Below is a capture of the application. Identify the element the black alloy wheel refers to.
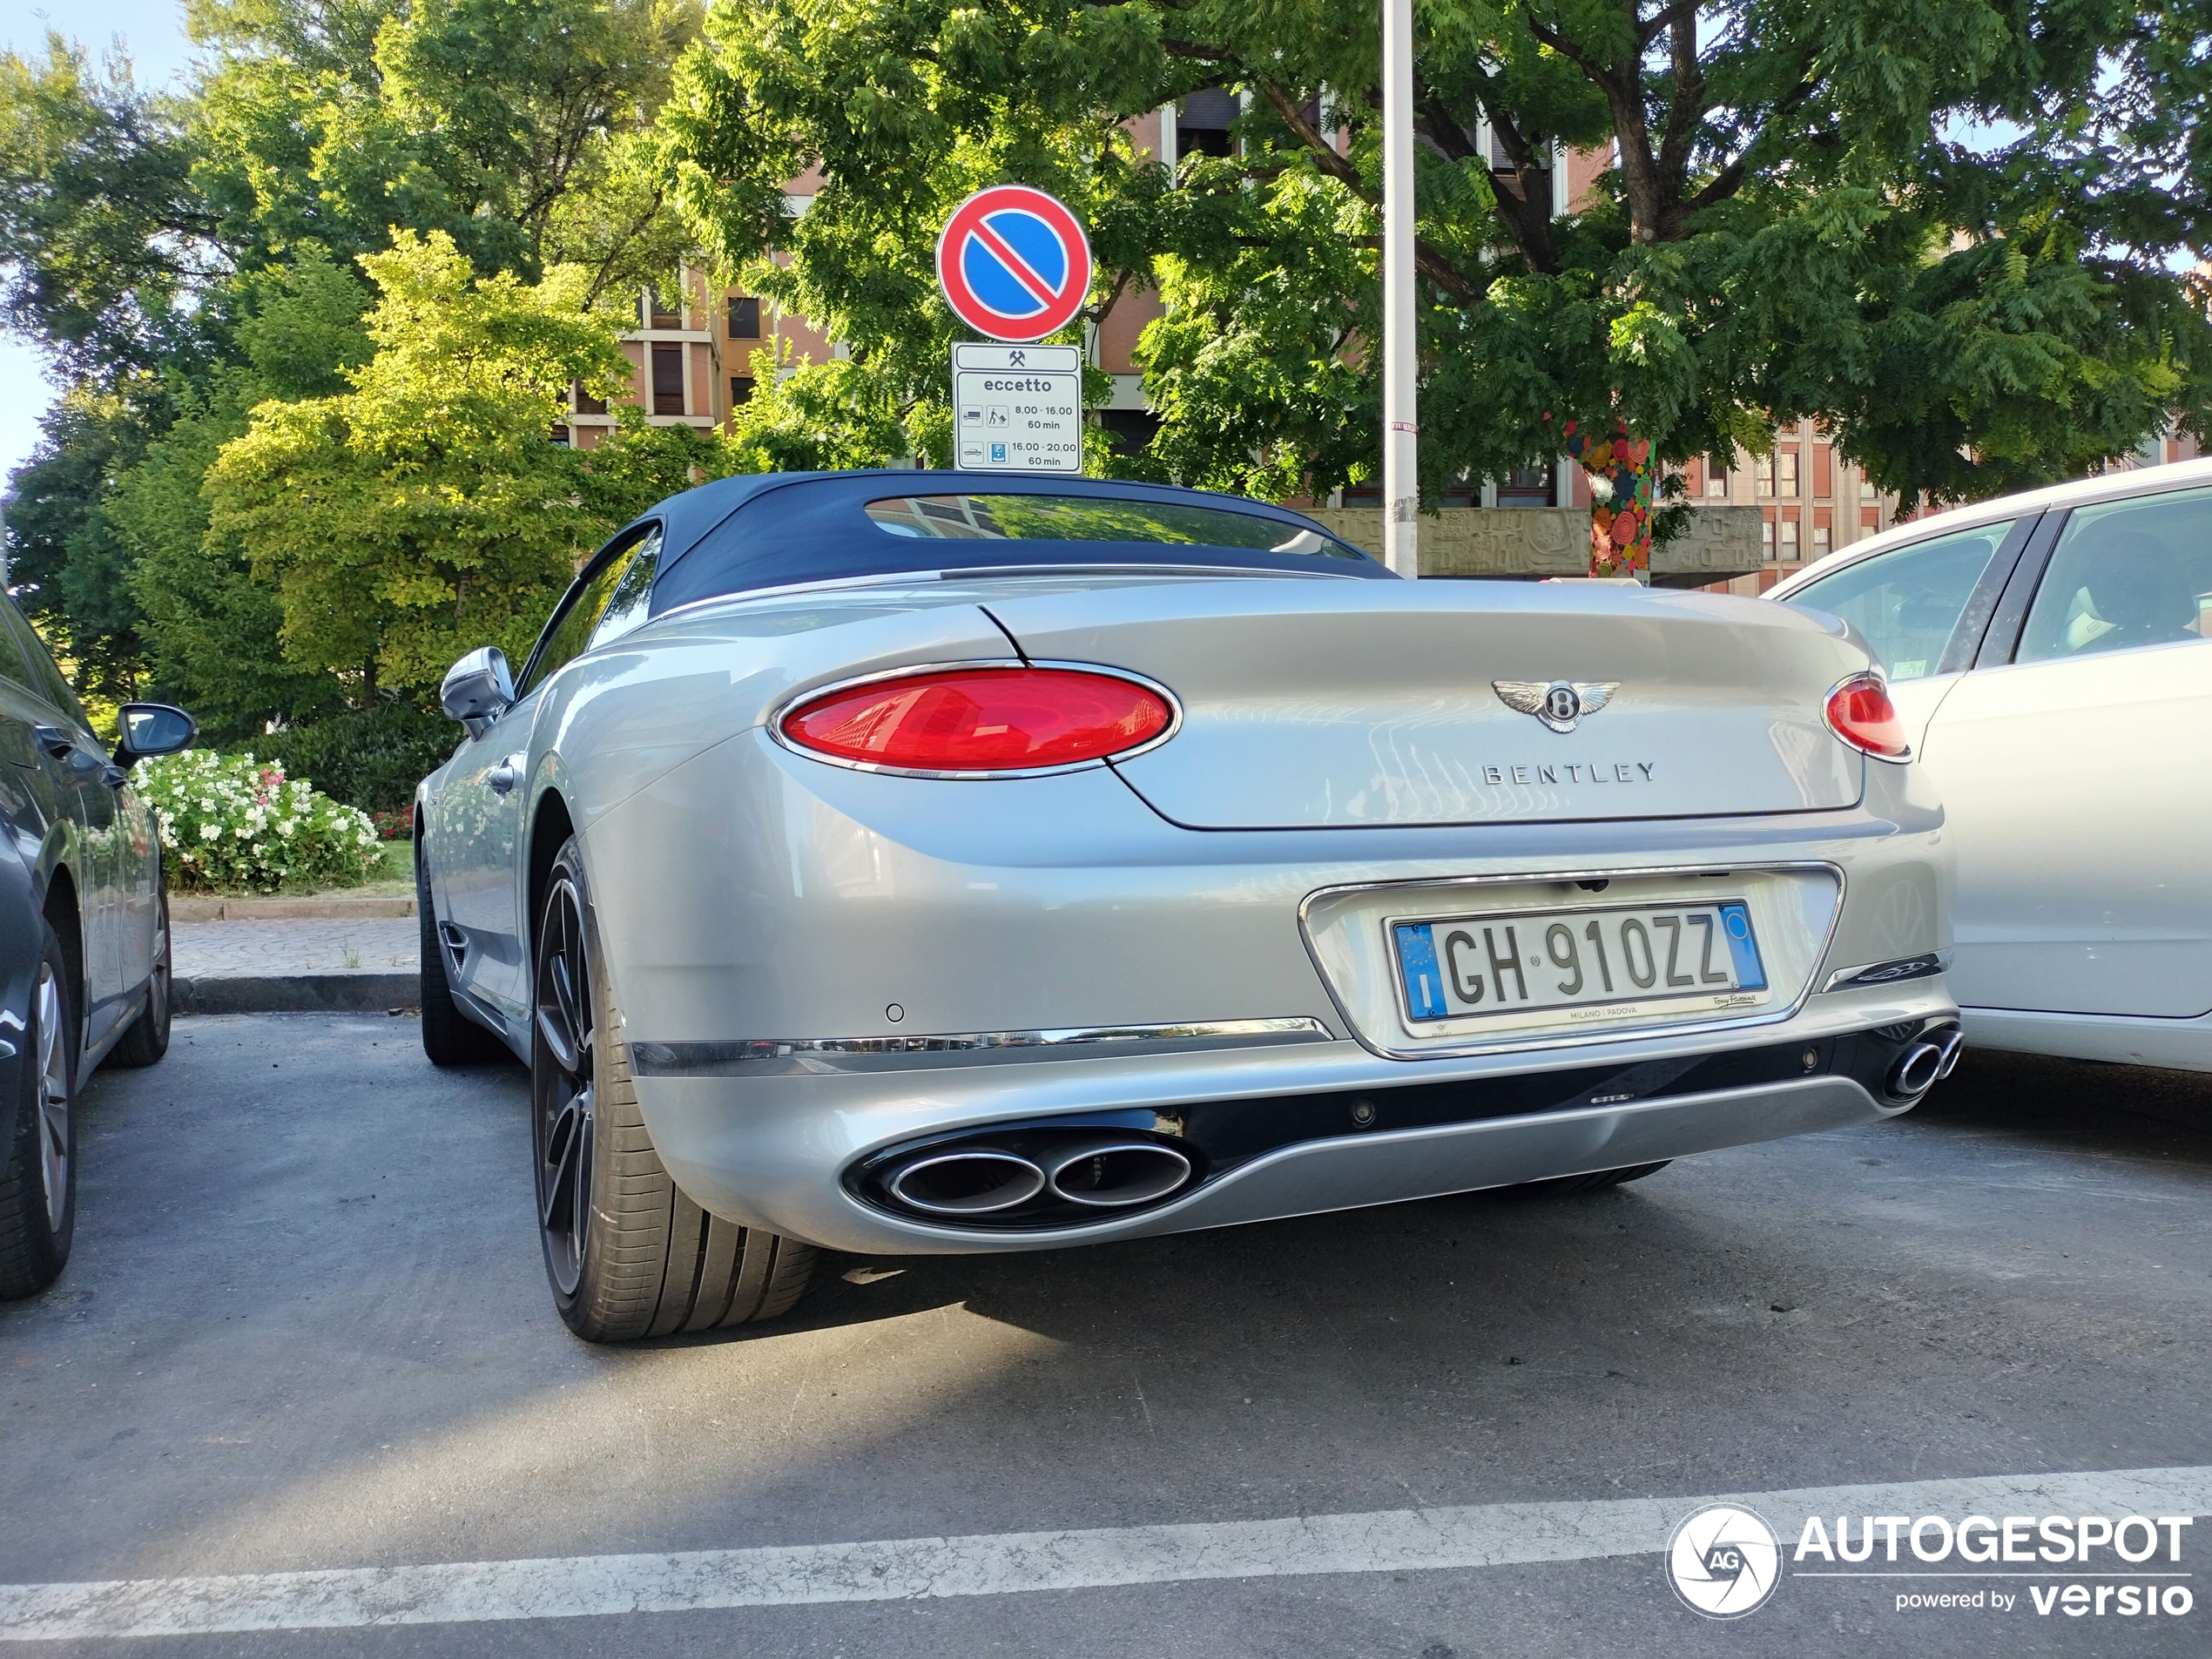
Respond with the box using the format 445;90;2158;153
532;866;595;1300
524;835;818;1341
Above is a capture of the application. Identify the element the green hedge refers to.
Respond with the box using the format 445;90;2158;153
225;702;460;820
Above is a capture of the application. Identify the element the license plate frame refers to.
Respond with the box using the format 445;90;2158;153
1389;897;1770;1033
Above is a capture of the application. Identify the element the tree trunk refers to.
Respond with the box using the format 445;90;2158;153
1559;417;1654;581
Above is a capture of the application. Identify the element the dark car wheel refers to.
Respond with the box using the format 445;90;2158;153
110;876;172;1068
0;921;77;1298
532;836;816;1342
417;838;509;1068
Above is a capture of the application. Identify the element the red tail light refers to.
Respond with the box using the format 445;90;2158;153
779;666;1174;773
1824;673;1910;760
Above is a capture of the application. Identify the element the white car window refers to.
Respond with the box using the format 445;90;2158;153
2016;486;2212;664
1783;519;2017;681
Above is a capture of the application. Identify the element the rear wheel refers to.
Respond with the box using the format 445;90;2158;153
110;876;171;1069
532;837;815;1342
1507;1161;1671;1197
0;922;77;1298
417;838;509;1067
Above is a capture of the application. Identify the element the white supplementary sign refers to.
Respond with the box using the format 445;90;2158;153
953;342;1082;475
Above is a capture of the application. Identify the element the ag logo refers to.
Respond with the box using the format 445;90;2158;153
1665;1503;1781;1619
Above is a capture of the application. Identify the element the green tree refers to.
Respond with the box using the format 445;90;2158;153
109;251;374;736
0;0;704;706
203;230;632;696
657;0;2212;573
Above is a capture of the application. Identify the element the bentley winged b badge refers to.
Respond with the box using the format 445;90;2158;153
1493;679;1620;733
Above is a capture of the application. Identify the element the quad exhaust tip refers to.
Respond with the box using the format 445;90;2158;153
1887;1025;1964;1099
883;1150;1045;1217
1042;1139;1194;1209
872;1133;1197;1222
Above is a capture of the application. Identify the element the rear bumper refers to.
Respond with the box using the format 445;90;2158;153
634;978;1958;1254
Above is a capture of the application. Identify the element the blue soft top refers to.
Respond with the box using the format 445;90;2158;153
630;469;1391;616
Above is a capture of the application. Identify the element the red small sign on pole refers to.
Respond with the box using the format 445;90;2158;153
935;185;1092;343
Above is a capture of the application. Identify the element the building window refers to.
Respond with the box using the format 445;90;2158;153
1778;516;1799;560
644;290;681;330
1756;456;1775;498
1495;462;1555;507
571;381;608;415
1812;443;1832;499
651;343;685;415
729;375;755;408
549;423;570;446
1761;516;1776;558
1812;523;1831;556
1777;448;1798;497
1098;408;1160;459
1705;456;1730;498
1176;89;1237;159
1860;475;1877;500
728;297;761;339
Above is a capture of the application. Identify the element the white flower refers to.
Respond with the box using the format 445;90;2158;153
199;823;221;841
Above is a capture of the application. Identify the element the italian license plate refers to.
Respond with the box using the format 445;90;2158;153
1393;900;1767;1025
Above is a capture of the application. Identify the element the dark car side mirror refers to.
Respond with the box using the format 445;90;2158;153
441;647;516;738
112;703;199;766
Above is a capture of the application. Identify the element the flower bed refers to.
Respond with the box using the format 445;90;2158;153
135;750;385;893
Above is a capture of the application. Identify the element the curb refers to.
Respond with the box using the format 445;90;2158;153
174;974;419;1015
172;896;416;922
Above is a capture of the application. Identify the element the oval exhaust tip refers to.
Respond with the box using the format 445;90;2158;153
1045;1140;1194;1209
886;1150;1046;1217
1886;1042;1944;1099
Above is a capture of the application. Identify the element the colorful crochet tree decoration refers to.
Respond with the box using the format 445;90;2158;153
1554;416;1655;580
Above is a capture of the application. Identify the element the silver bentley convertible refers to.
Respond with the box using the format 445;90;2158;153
415;471;1959;1342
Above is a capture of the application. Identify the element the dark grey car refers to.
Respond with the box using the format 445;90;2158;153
0;595;194;1297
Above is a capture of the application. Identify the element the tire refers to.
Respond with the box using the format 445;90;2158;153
417;838;509;1068
531;836;816;1342
0;921;78;1298
109;875;171;1069
1508;1161;1672;1197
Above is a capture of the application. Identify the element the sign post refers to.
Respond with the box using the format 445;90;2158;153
936;184;1094;475
1380;0;1420;577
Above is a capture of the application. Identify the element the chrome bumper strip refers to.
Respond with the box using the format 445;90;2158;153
631;1016;1338;1078
1823;951;1949;992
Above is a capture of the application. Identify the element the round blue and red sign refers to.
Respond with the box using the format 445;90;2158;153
935;185;1092;343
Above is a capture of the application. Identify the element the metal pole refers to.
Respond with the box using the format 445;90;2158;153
1379;0;1419;577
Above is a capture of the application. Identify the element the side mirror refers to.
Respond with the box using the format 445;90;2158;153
112;703;199;766
441;647;516;738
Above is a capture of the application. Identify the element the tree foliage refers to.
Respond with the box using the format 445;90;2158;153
204;231;636;694
0;0;703;719
658;0;2212;525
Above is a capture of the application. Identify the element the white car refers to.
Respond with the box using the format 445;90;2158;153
1771;457;2212;1072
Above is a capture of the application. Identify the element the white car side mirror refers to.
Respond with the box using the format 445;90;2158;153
441;647;516;738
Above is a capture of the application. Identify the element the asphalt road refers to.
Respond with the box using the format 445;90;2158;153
3;1015;2209;1656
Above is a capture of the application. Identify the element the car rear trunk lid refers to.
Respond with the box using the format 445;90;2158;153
982;578;1868;827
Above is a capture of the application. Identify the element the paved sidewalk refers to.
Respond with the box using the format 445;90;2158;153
173;918;419;1014
174;917;416;976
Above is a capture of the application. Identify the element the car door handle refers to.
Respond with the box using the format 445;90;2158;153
32;725;75;760
487;752;526;795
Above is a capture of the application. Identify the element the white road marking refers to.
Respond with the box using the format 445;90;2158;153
3;1466;2208;1640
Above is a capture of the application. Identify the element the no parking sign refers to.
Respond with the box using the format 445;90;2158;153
938;185;1090;472
935;185;1092;343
